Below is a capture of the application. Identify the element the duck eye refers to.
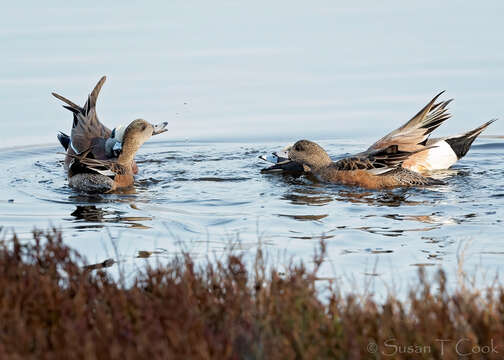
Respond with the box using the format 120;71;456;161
141;124;147;131
294;144;302;151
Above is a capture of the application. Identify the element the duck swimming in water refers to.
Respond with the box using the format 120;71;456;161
54;76;132;170
66;119;167;193
273;139;443;189
53;76;168;193
261;92;495;175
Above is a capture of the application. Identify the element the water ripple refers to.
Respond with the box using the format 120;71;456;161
0;138;503;293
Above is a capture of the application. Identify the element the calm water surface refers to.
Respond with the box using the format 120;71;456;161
1;138;503;294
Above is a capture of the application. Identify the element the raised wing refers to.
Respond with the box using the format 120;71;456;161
366;92;452;153
53;76;111;153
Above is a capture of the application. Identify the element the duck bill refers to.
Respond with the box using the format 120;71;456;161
260;159;305;173
258;150;289;164
260;159;291;173
259;146;301;173
259;151;304;173
152;121;168;135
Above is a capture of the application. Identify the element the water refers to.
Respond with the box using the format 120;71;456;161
1;138;503;294
2;1;504;148
2;1;504;294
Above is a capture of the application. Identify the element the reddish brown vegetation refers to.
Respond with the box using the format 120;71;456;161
0;230;503;359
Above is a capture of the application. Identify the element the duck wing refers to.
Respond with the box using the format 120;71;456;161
67;149;127;178
53;76;111;153
333;145;434;174
365;92;452;153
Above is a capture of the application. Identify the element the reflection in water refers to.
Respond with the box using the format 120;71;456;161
366;212;479;227
281;193;333;206
280;186;430;209
342;225;439;237
335;190;425;207
71;206;109;222
70;205;152;229
278;214;328;221
275;177;475;240
289;234;335;240
175;177;249;182
381;213;443;224
410;263;436;267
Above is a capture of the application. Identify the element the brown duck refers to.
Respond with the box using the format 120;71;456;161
53;76;168;193
274;140;444;189
261;92;495;175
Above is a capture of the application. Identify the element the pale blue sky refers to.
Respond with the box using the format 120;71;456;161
1;1;503;146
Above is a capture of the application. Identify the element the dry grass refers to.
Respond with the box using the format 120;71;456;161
0;229;503;359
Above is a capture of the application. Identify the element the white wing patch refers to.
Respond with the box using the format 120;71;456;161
88;167;116;177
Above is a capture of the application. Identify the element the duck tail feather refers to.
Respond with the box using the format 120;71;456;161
62;105;80;114
83;76;106;115
52;92;82;112
445;119;497;159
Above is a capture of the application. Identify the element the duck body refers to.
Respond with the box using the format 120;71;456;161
314;165;442;189
68;173;116;193
64;119;167;193
54;77;168;193
67;168;135;193
261;92;495;177
282;140;443;190
65;149;134;193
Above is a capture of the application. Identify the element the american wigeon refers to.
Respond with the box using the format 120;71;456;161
53;76;168;193
272;139;443;189
261;92;495;175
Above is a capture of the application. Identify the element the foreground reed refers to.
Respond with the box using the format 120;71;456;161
0;230;503;359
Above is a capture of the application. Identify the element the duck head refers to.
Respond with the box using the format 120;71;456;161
287;140;332;172
117;119;168;165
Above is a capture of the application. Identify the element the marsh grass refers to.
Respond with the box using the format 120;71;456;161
0;229;503;359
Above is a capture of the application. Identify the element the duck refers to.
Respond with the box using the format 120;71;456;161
53;76;168;193
271;139;443;189
54;76;140;172
260;92;496;175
